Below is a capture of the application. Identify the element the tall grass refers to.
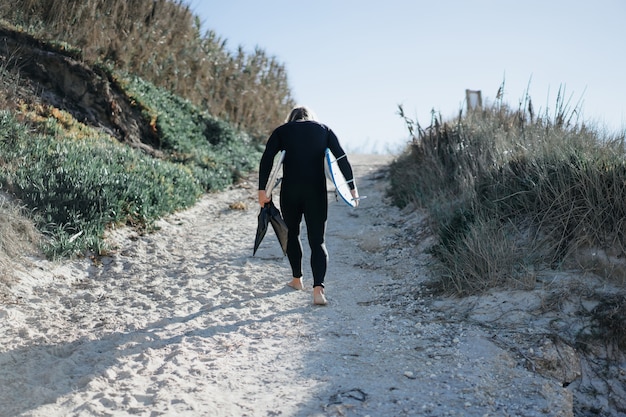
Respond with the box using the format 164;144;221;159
0;198;40;287
391;93;626;296
0;0;294;140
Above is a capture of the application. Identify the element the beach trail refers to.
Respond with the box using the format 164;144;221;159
0;155;573;417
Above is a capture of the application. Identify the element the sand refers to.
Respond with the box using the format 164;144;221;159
0;154;613;416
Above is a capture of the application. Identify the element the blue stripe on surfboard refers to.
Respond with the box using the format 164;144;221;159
325;149;356;207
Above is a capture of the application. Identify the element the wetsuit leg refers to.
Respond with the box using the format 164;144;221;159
303;188;328;287
280;193;304;279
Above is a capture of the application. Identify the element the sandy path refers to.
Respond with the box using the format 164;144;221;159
0;155;573;416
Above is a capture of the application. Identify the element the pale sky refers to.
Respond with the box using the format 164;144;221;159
186;0;625;154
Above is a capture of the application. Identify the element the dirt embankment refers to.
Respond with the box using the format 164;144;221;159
0;26;160;156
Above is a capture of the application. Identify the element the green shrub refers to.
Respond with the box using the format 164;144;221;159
0;110;202;258
119;74;262;191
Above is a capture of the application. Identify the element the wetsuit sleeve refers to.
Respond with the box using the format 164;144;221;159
327;129;356;190
258;129;281;191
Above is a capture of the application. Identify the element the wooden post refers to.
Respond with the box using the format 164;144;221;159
465;89;482;111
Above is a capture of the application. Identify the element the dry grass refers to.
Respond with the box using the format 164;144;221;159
391;88;626;297
431;217;539;295
0;196;40;288
0;37;41;289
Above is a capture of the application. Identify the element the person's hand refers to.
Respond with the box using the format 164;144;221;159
258;190;271;207
350;188;359;208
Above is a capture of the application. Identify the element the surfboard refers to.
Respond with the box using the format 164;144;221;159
265;150;285;195
324;149;357;208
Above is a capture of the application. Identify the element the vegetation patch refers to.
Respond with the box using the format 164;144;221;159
0;1;290;260
119;74;262;191
391;92;626;296
0;197;40;289
0;110;202;258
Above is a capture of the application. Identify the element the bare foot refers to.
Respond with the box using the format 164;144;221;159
313;287;327;305
286;277;304;290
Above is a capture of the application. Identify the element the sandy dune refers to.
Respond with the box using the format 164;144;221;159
0;155;582;416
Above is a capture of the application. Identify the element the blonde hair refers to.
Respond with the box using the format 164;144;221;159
286;106;317;123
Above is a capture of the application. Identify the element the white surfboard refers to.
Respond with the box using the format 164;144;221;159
324;149;357;208
265;150;285;196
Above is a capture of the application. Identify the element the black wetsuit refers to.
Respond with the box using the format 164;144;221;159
258;120;355;288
